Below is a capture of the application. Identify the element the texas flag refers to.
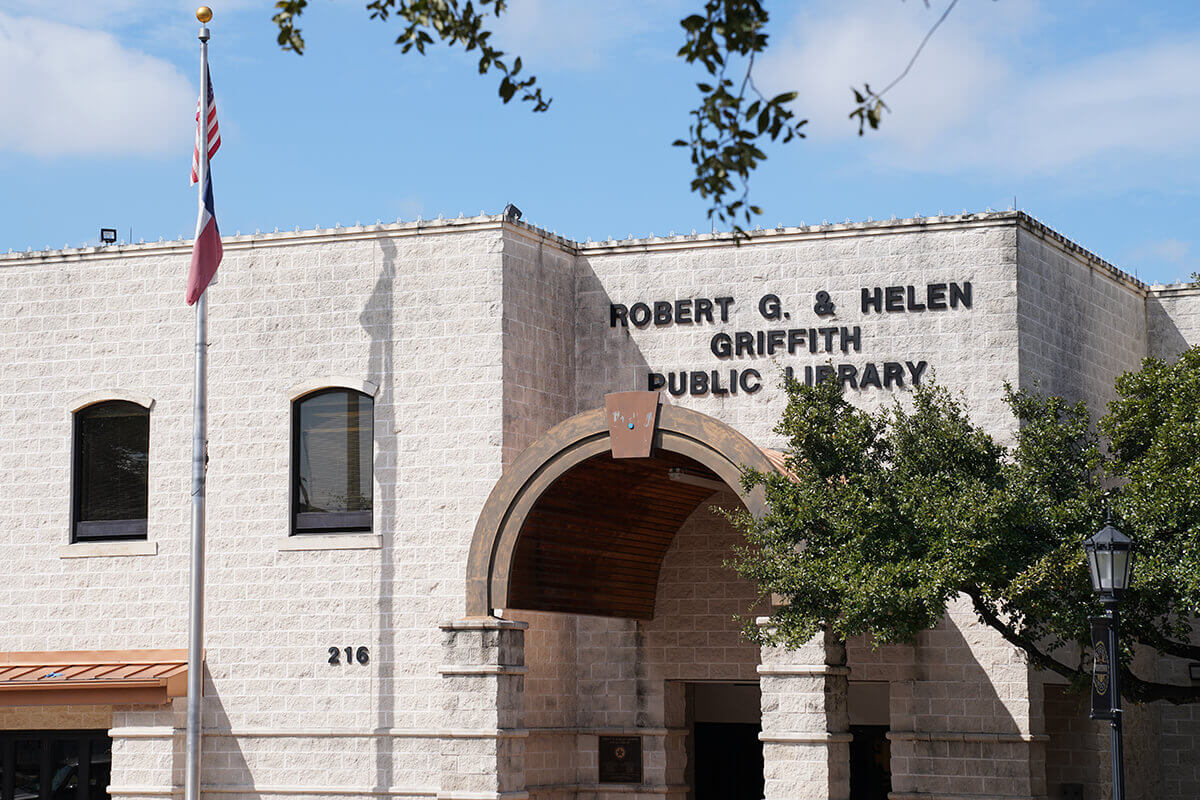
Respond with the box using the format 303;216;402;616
186;72;222;306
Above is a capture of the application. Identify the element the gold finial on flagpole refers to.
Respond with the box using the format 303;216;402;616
197;6;213;23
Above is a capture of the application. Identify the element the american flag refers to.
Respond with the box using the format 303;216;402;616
189;72;220;185
186;66;222;305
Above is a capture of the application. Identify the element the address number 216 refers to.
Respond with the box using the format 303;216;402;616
329;646;370;665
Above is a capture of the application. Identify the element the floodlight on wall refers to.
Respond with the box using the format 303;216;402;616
667;467;726;493
99;228;117;245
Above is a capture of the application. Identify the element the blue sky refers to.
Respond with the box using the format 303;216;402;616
1;0;1198;284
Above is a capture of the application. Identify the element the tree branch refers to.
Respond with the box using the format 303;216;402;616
1135;629;1200;662
675;1;806;233
272;0;550;112
850;0;964;135
878;0;959;99
966;589;1200;705
1121;669;1200;704
964;588;1085;684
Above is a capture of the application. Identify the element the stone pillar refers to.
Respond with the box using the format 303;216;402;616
758;626;851;800
439;618;529;800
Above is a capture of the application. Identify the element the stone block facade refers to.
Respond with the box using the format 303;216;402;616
2;211;1198;799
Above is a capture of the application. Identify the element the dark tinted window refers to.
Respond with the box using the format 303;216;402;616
0;731;110;800
292;389;372;534
73;401;149;541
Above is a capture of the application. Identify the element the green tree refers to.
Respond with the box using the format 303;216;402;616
271;0;962;233
730;350;1200;704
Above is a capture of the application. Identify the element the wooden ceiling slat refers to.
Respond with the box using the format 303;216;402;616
524;506;701;538
517;528;677;560
516;535;673;565
525;505;704;537
534;473;718;506
516;547;665;572
517;546;666;570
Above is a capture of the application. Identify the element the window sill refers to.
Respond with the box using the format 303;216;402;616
277;533;382;551
58;541;157;559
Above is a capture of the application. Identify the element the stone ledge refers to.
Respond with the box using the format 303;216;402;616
436;792;529;800
58;540;157;559
525;784;687;796
110;786;438;797
440;618;529;632
110;726;526;739
525;726;684;737
759;732;854;744
757;664;852;676
0;214;507;266
438;664;529;676
277;533;382;551
889;794;1046;800
888;730;1050;743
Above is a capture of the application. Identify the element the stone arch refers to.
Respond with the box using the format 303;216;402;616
285;376;379;401
67;388;155;415
465;396;780;618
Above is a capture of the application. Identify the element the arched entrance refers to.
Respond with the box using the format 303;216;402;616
440;393;848;800
465;393;778;619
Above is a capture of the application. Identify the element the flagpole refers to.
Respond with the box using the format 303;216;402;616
186;8;213;800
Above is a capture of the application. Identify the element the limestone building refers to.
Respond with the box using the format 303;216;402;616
1;210;1197;800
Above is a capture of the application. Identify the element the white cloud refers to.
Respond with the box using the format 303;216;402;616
759;0;1011;143
982;39;1200;172
0;12;194;157
491;0;683;70
758;0;1200;176
1132;238;1192;265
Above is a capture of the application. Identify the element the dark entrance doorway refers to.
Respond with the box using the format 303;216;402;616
688;683;764;800
848;725;891;800
0;730;111;800
848;682;892;800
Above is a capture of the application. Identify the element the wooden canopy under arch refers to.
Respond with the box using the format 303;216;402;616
465;394;784;620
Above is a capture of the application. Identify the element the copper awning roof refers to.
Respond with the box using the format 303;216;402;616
0;649;189;706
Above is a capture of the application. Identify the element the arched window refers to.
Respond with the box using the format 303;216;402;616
292;388;373;534
73;400;150;541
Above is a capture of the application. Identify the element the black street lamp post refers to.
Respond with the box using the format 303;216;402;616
1083;517;1135;800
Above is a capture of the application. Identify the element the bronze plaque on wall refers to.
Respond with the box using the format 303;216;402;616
598;735;642;783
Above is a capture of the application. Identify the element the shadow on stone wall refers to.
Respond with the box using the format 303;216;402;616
364;238;397;795
573;257;652;411
1145;296;1188;359
195;682;252;791
885;606;1033;798
1044;683;1105;800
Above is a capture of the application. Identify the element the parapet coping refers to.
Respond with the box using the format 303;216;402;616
4;208;1187;299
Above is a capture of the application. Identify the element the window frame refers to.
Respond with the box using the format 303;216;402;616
70;399;150;544
290;387;374;536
